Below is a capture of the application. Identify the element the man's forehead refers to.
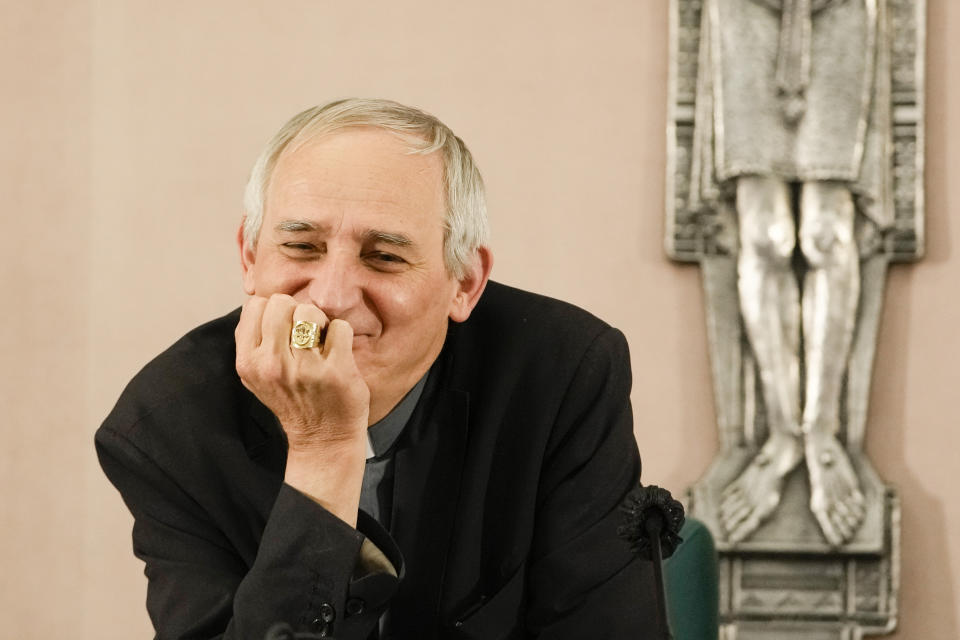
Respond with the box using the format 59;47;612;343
277;127;441;178
271;132;443;195
264;129;447;236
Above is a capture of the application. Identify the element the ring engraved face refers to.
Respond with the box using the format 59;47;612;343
291;320;320;349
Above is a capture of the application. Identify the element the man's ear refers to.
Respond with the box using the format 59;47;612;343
448;247;493;323
237;222;257;295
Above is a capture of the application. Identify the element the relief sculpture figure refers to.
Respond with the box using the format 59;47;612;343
689;0;894;546
668;0;921;634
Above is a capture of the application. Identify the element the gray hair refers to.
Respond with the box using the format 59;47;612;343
242;98;489;280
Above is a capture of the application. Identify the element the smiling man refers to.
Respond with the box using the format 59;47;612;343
97;99;661;639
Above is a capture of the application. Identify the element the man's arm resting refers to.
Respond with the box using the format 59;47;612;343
96;426;399;639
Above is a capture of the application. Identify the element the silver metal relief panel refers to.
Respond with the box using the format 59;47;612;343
666;0;923;637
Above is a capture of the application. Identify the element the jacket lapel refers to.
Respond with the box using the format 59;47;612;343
385;378;470;639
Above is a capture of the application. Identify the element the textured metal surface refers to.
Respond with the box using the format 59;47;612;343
666;0;924;263
714;491;899;639
666;0;921;636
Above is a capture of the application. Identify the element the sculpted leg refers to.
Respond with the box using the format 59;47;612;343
798;181;865;546
720;175;804;543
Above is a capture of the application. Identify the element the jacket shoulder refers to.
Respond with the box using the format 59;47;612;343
445;281;630;402
99;309;244;438
467;280;618;353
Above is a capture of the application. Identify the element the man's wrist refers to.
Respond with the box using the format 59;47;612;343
284;435;367;527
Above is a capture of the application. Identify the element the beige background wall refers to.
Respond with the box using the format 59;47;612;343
1;1;956;637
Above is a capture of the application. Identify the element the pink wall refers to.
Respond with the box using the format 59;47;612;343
1;1;956;637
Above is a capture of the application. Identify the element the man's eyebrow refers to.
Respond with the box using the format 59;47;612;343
273;221;413;247
362;230;413;247
274;220;320;233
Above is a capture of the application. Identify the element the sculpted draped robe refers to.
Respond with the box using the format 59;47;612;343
690;0;893;229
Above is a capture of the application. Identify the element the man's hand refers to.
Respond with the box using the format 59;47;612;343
235;294;370;526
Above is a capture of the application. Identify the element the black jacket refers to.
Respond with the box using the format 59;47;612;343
96;281;662;639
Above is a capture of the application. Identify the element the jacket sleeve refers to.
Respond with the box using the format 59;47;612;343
96;424;400;640
526;326;666;639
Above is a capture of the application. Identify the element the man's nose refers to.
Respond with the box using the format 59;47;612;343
306;252;362;319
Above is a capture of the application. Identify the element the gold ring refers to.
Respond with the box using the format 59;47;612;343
291;320;321;349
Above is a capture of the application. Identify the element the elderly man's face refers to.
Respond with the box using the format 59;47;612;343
240;127;476;422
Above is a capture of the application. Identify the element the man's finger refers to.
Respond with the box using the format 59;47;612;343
236;296;268;353
322;318;355;359
261;294;297;353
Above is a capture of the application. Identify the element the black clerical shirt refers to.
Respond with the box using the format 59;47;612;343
359;373;428;530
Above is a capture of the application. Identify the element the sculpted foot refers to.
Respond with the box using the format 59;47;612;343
720;433;804;543
805;431;866;546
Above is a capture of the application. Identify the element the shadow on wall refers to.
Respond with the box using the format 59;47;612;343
869;267;958;639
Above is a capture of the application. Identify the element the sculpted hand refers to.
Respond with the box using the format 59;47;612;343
235;294;370;525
